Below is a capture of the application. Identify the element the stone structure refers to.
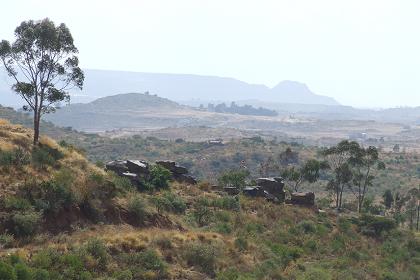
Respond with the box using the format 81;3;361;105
105;159;197;186
290;192;315;206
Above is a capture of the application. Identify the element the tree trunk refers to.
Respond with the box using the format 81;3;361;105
33;110;40;145
416;203;419;231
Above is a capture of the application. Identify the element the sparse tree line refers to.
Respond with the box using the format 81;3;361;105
231;140;420;230
202;101;278;116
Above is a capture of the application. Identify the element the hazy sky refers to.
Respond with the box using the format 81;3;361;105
1;0;419;108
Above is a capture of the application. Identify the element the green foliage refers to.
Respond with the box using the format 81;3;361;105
234;236;248;251
211;196;240;211
10;210;41;238
123;250;167;278
297;220;317;234
0;234;14;249
14;263;32;280
218;169;249;189
382;190;393;209
34;180;75;215
0;261;17;280
0;18;84;144
192;199;213;227
149;165;172;190
83;238;110;270
127;196;147;222
183;242;219;275
151;192;186;214
31;145;63;168
357;214;396;237
0;148;30;169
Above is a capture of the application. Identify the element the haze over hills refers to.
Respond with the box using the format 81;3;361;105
0;68;339;106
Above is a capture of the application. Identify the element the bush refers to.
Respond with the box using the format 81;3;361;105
10;210;41;237
297;220;316;234
31;145;63;169
183;243;219;275
234;237;248;251
0;148;30;169
0;261;17;280
0;234;15;249
127;196;147;222
192;202;212;227
125;250;167;278
151;192;186;214
149;165;172;189
357;214;396;237
14;263;32;280
83;238;110;270
35;181;75;215
218;169;249;189
212;196;240;211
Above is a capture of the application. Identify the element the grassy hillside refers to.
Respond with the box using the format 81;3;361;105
0;119;419;279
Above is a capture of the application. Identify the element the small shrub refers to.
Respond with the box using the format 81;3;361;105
0;261;17;280
14;263;32;280
215;223;232;234
151;192;186;214
127;196;147;222
192;203;212;227
149;165;172;189
0;148;29;169
83;238;110;270
0;234;15;249
218;169;249;189
297;220;316;234
183;242;219;275
234;236;248;251
31;145;63;169
357;214;396;237
33;269;49;280
10;210;41;237
212;196;240;211
4;197;32;211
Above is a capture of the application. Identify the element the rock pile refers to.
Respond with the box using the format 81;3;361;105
156;160;197;185
105;159;197;186
225;177;286;203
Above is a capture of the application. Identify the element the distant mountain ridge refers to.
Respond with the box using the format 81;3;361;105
0;68;339;106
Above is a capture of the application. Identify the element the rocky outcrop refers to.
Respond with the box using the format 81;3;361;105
126;160;149;175
105;160;128;175
291;192;315;206
156;160;188;175
256;177;285;201
105;159;197;186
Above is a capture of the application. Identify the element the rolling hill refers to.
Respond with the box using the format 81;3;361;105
0;68;339;107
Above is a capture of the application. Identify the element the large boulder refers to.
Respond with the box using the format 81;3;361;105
126;160;149;175
256;177;285;201
156;160;188;175
291;192;315;206
175;174;197;185
105;160;128;175
243;186;265;197
121;172;140;186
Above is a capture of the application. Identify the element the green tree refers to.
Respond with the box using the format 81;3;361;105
382;189;393;209
282;159;329;192
0;18;84;145
323;140;359;210
218;169;250;190
348;146;385;213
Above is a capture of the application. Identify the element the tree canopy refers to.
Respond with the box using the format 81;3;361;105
0;18;84;144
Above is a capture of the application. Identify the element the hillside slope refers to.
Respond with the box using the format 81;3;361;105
0;119;419;279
